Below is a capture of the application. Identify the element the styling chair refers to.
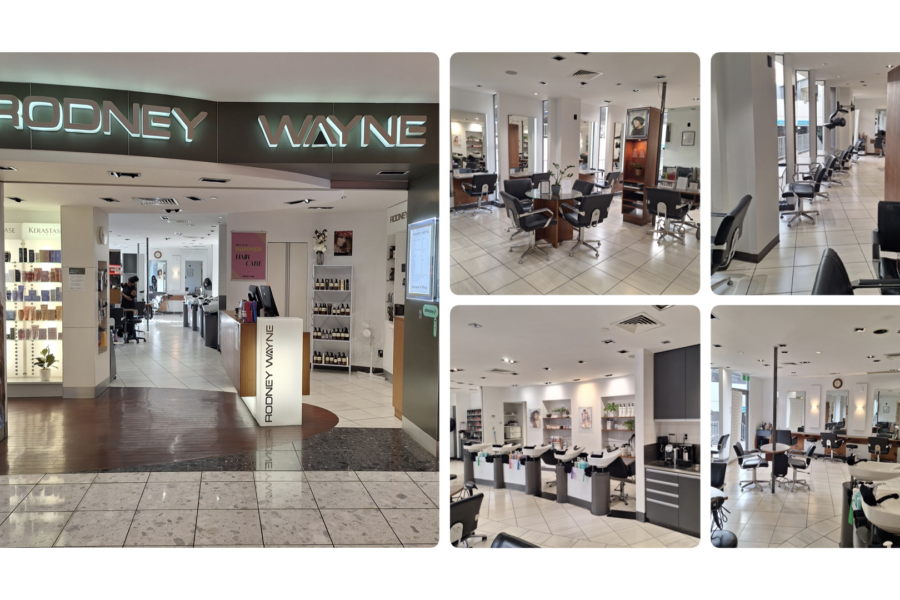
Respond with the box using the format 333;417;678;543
711;434;731;463
868;437;892;462
500;191;556;264
609;456;635;505
593;171;621;196
449;492;486;548
647;188;692;245
110;307;125;341
558;193;614;258
711;195;752;291
503;178;535;239
875;135;885;157
461;173;497;215
804;155;837;195
530;172;551;192
734;442;768;492
820;431;845;463
711;461;727;491
540;450;558;489
465;161;482;171
852;139;865;164
781;160;828;226
124;302;146;343
811;248;900;295
787;445;816;492
572;179;595;197
490;533;539;548
871;201;900;295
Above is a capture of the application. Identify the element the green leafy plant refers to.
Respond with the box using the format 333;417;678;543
551;407;570;417
624;419;635;431
549;162;576;186
630;161;644;170
33;346;58;370
604;402;619;414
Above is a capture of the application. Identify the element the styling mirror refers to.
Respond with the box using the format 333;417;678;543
876;108;887;134
659;106;700;187
149;259;167;293
508;115;535;175
450;110;486;171
786;391;806;431
825;390;848;426
873;390;900;439
580;120;595;169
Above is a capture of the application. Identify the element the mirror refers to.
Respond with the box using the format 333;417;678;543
824;390;847;426
875;109;887;134
873;390;900;438
659;106;700;186
507;115;535;175
580;121;595;170
450;110;486;171
612;122;623;170
786;391;805;431
149;260;167;294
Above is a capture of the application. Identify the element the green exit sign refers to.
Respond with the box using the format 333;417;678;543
742;374;750;382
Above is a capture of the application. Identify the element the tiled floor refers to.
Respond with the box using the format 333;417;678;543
449;460;698;548
449;195;700;296
714;457;888;548
113;314;400;428
0;469;438;547
713;154;887;295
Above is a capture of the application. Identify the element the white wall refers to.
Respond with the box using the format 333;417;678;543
481;375;635;451
450;87;496;173
662;106;701;170
225;206;392;369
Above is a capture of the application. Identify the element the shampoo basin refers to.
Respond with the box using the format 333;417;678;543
588;449;621;470
463;441;492;453
491;442;522;455
555;446;584;463
862;495;900;534
849;462;900;482
522;444;552;458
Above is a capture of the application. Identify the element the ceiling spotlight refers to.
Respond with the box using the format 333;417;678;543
654;75;666;79
286;199;314;205
603;100;612;103
100;197;120;203
543;367;551;371
632;89;641;92
108;171;140;179
502;358;517;364
875;329;889;335
545;382;552;385
692;98;700;101
577;360;585;364
449;368;464;373
505;70;518;75
539;81;548;85
854;328;865;333
308;207;333;210
815;351;821;354
573;379;581;382
0;166;17;171
867;355;876;359
468;323;483;328
533;92;539;95
6;197;25;203
605;374;613;377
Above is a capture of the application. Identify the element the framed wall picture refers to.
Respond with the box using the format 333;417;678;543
681;131;696;146
334;231;353;256
626;108;650;140
579;407;592;430
530;410;541;429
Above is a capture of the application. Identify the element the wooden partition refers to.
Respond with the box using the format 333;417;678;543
887;65;900;201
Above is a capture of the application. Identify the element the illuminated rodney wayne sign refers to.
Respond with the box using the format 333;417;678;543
258;114;425;148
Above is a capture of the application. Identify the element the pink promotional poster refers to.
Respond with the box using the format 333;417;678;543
231;231;266;280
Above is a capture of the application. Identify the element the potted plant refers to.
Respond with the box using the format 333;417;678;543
604;402;619;417
631;161;644;177
624;419;635;431
34;345;58;381
549;162;575;195
313;229;328;265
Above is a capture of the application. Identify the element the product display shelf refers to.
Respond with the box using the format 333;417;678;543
311;264;352;371
4;242;64;382
386;238;396;324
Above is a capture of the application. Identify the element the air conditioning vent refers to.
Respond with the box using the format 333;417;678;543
199;177;230;184
100;197;120;203
612;312;664;334
185;196;204;202
883;353;900;360
485;368;517;375
551;56;566;61
569;69;603;81
170;220;192;225
376;170;409;176
133;197;179;206
782;362;798;366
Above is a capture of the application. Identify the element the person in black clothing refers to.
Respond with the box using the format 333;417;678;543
121;276;138;309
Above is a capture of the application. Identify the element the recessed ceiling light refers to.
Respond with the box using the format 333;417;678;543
616;83;622;86
632;89;640;92
199;177;229;184
867;355;876;359
512;384;518;387
505;70;518;75
822;63;827;66
605;374;613;377
0;166;17;171
100;197;120;203
888;65;894;68
874;360;881;363
577;360;585;364
654;75;666;79
551;56;565;62
603;100;612;103
6;197;25;203
109;171;140;179
476;85;482;88
502;358;517;364
308;207;333;210
480;377;487;380
533;92;539;95
545;382;552;385
692;98;700;101
713;344;721;348
573;379;581;382
468;323;482;328
539;81;548;85
874;329;889;335
758;359;765;362
603;340;615;344
739;352;744;355
815;351;821;354
450;368;464;373
854;328;865;333
617;350;628;354
543;367;551;371
286;199;314;205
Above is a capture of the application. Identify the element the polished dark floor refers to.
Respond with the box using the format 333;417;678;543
0;387;339;475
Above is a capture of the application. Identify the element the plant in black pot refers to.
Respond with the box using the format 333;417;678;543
549;162;575;195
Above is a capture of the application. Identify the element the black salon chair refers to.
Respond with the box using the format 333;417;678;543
820;431;845;463
450;492;486;548
593;171;620;193
465;161;482;171
781;160;828;226
110;307;125;341
558;193;614;258
734;442;767;491
852;138;865;164
572;179;595;197
609;457;634;505
803;155;836;196
811;248;900;295
875;136;885;157
490;532;539;548
124;302;146;343
540;451;558;489
711;461;727;491
711;194;752;292
787;445;816;492
647;188;692;245
711;434;731;463
503;178;535;239
500;191;555;264
531;172;551;191
871;201;900;295
868;437;892;462
461;173;497;215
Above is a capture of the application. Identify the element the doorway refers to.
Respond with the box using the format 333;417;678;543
184;260;203;294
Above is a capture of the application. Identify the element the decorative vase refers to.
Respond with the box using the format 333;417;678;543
551;185;561;195
316;252;324;265
40;369;50;381
634;168;643;177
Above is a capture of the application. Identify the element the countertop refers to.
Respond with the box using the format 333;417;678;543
645;460;701;476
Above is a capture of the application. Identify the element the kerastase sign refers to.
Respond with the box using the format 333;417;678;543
0;82;436;165
231;231;266;280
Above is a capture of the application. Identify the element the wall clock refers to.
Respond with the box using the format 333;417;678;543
833;378;843;389
154;251;162;259
97;226;107;244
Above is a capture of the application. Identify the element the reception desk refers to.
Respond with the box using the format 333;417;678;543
220;311;310;398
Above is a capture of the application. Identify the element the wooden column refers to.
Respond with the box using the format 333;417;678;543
887;66;900;201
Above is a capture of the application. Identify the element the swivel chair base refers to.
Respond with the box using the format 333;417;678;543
647;215;686;245
510;230;551;264
789;469;809;493
471;194;492;215
739;467;765;492
711;277;734;291
567;227;602;258
611;481;629;505
781;199;819;227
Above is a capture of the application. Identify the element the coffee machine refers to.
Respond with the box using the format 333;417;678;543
676;438;694;468
661;434;677;466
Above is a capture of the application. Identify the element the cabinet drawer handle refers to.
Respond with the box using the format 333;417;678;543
647;497;679;509
646;478;678;487
647;488;679;499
